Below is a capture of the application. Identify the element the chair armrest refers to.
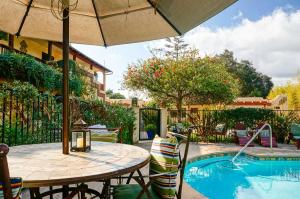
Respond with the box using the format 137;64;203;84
109;171;177;181
148;171;178;179
167;132;188;140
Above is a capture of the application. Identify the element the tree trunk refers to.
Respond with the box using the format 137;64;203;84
176;98;183;123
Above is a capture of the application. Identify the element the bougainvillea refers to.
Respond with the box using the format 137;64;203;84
124;56;240;120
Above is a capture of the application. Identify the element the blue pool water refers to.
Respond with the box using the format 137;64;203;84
184;156;300;199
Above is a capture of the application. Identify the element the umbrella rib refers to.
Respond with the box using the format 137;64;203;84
146;0;181;35
91;0;107;47
16;0;34;36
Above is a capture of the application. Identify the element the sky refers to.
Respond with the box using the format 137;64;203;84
73;0;300;97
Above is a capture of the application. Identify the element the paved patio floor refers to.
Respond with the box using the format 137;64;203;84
22;142;300;199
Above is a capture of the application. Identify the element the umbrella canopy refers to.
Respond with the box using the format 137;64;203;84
0;0;236;46
0;0;237;154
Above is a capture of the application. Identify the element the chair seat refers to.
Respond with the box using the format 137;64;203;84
294;136;300;140
260;137;278;147
112;184;161;199
238;137;254;146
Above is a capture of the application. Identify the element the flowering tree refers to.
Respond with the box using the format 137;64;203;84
123;56;239;120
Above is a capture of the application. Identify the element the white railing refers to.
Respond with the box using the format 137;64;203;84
232;123;272;163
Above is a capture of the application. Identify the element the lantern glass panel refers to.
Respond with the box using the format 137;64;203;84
72;131;84;148
86;132;90;147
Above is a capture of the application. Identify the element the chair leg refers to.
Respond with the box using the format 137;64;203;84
62;185;69;198
29;188;41;199
49;186;53;199
100;180;111;199
126;172;135;184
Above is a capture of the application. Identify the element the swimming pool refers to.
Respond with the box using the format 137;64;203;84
184;155;300;199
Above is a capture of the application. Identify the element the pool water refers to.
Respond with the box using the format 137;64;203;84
184;156;300;199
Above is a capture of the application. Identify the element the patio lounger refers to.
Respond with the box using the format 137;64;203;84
291;123;300;149
233;123;254;147
256;123;278;147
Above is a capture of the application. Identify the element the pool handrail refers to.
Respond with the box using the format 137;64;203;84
232;123;272;163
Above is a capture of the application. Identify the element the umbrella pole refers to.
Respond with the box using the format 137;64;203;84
62;8;69;155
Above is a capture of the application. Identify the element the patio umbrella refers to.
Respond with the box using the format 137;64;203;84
0;0;237;154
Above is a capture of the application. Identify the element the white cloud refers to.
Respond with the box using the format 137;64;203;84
184;9;300;85
232;10;243;20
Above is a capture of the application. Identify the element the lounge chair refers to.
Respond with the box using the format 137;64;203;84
110;129;192;199
256;123;278;147
233;123;254;147
0;144;22;199
88;124;123;143
291;123;300;149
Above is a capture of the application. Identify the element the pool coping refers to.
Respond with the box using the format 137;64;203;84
188;150;300;164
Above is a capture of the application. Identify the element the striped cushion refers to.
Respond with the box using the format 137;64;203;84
0;178;22;199
150;136;179;199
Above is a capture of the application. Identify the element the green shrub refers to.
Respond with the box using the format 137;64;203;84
0;53;84;96
145;124;157;133
214;108;275;129
70;98;135;144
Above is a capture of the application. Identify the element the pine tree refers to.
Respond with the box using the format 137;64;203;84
152;36;196;60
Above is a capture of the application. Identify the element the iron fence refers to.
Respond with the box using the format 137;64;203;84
0;89;62;146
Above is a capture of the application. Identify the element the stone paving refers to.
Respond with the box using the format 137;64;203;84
21;142;300;199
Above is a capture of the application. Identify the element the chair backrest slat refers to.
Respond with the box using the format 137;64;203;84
0;144;12;199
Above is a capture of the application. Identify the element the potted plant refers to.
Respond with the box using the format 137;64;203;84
145;124;157;139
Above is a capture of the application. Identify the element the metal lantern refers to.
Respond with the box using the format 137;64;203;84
71;119;91;152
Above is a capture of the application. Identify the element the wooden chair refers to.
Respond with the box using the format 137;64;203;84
0;144;22;199
110;128;192;199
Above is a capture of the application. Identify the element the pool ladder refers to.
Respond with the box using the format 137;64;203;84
232;123;273;163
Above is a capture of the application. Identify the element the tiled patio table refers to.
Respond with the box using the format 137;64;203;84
7;141;150;198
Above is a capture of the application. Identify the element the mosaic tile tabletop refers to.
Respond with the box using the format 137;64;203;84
7;142;150;187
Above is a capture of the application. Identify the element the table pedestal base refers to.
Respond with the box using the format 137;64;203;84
29;183;102;199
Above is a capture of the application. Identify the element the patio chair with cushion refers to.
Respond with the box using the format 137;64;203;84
110;128;192;199
89;124;123;143
233;123;254;147
0;144;22;199
290;123;300;149
256;123;278;147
